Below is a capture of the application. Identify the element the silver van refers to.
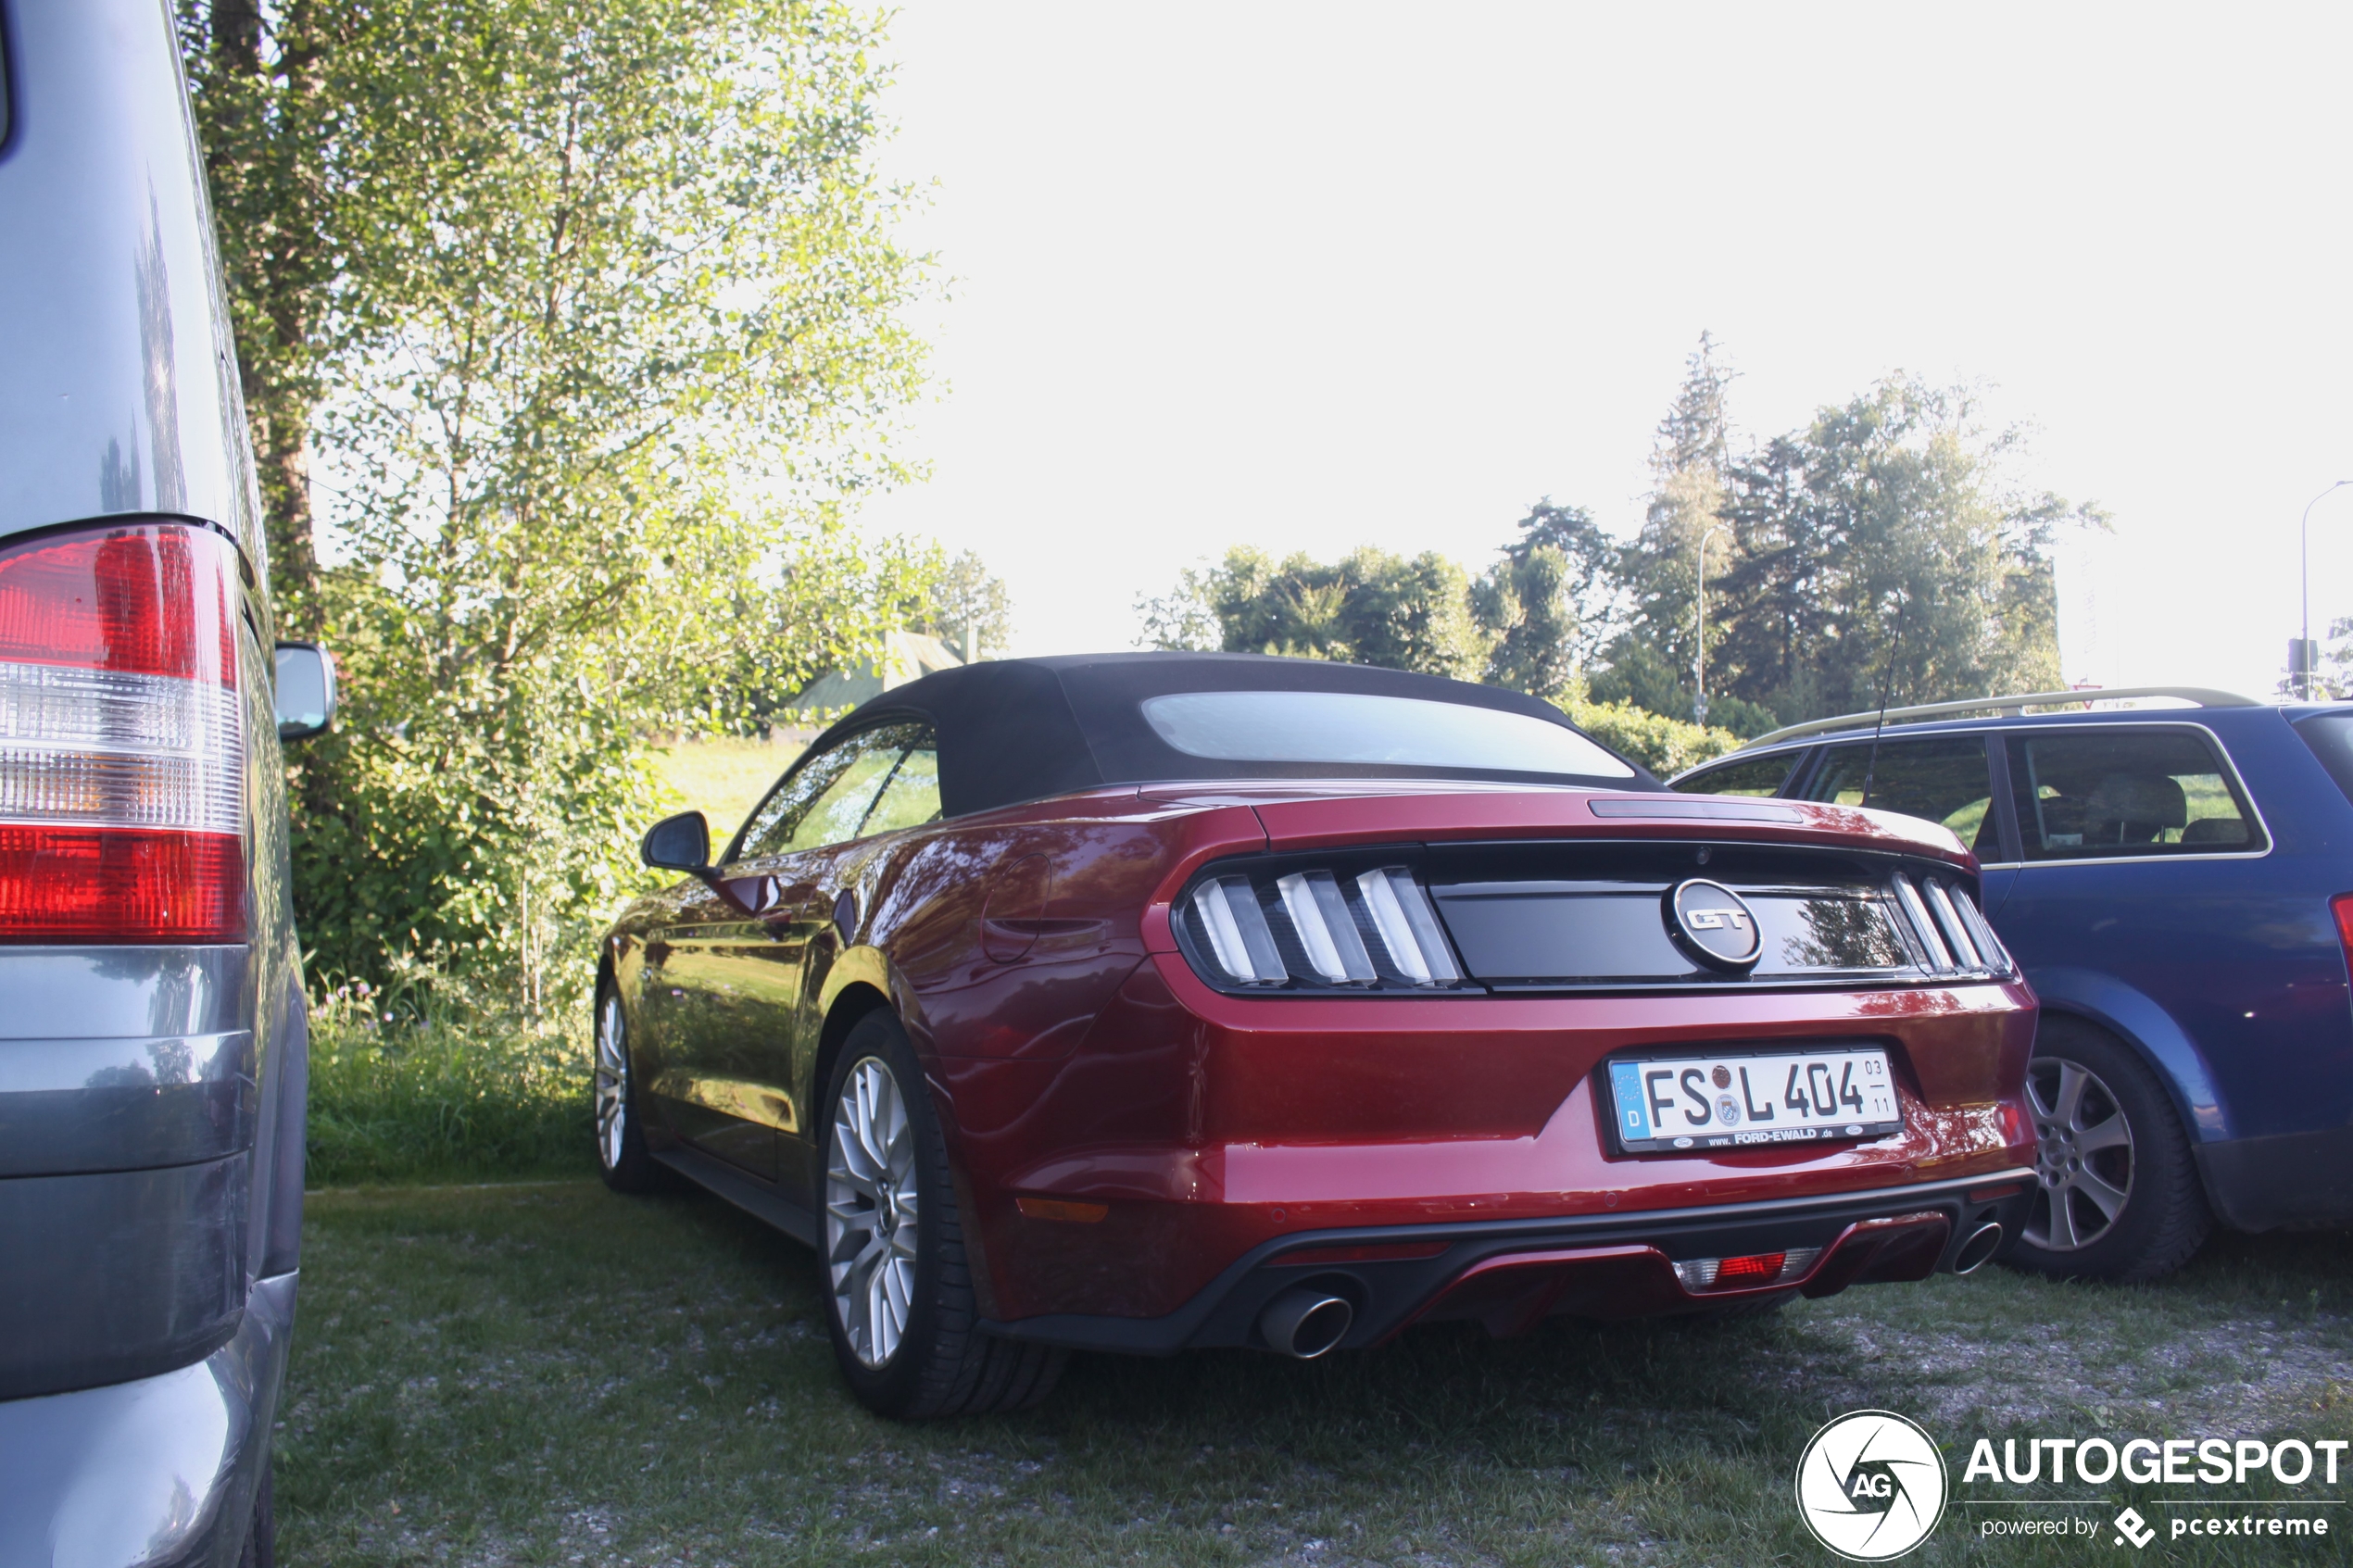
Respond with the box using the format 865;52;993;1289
0;0;331;1561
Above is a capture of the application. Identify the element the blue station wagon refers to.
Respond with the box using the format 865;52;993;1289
1672;687;2353;1282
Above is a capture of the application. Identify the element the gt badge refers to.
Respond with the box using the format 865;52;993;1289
1666;878;1763;973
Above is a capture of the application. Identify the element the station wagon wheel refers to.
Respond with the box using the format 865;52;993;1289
816;1010;1067;1418
825;1057;920;1368
2022;1057;2133;1252
2002;1018;2209;1283
593;984;661;1193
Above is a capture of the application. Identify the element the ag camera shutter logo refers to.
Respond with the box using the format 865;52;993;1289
1795;1410;1948;1561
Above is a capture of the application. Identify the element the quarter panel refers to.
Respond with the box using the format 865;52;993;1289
2004;865;2348;1144
885;804;1266;1058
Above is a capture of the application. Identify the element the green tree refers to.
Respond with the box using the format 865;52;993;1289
1708;377;2082;721
914;549;1015;662
1481;497;1622;682
1603;332;1741;717
1594;345;2090;732
1136;564;1222;652
1139;546;1490;680
1472;546;1577;699
177;0;339;621
180;0;937;1008
1558;697;1740;776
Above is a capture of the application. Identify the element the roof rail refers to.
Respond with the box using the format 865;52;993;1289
1738;685;2263;752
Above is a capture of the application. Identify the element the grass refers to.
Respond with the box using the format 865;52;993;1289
306;999;595;1187
654;734;812;844
281;1180;2353;1566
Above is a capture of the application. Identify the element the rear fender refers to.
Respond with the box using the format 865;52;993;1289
813;947;899;1094
2025;965;2230;1140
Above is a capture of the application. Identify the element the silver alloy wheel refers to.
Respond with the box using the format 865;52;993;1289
825;1057;920;1369
2023;1055;2134;1251
593;993;628;1172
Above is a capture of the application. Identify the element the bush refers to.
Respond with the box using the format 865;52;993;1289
306;975;593;1186
1562;698;1742;778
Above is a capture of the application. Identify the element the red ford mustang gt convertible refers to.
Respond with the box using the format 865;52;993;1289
598;653;2037;1417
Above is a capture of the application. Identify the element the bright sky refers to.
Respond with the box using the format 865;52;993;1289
857;2;2353;702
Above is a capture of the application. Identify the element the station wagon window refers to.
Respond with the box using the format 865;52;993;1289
2293;712;2353;807
1673;750;1802;797
2004;728;2263;859
1796;736;2001;855
733;721;938;860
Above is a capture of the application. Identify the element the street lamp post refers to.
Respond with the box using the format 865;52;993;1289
2301;481;2353;700
1693;523;1730;725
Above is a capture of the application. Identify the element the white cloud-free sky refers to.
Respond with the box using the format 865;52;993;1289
855;2;2353;700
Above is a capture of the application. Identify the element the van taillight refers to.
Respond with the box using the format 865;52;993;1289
0;524;245;942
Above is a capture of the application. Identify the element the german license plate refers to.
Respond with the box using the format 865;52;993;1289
1606;1048;1900;1152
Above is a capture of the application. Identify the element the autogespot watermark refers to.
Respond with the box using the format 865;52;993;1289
1795;1411;2347;1558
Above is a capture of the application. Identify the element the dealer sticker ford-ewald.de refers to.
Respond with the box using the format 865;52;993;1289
1607;1047;1902;1152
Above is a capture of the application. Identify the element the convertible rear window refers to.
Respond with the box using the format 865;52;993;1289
1140;691;1635;779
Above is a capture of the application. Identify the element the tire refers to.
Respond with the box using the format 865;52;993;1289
2002;1017;2210;1283
237;1455;274;1568
819;1010;1067;1419
593;983;662;1194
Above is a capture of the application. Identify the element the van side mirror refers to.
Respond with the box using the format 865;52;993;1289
640;811;711;872
273;643;336;741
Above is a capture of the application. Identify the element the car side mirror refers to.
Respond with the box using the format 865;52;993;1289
641;810;711;873
273;642;336;741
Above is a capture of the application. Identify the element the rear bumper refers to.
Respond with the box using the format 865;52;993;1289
978;1169;2033;1354
0;1270;295;1568
2197;1125;2353;1231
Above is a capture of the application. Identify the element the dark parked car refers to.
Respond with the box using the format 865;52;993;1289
600;652;2038;1417
0;1;333;1562
1671;686;2353;1282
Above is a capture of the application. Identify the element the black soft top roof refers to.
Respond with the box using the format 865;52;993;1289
803;651;1661;819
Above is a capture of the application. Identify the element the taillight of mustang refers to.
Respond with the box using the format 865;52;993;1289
0;522;245;944
1173;841;2013;995
1185;864;1464;989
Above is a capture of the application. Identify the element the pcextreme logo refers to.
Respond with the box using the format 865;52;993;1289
1795;1411;1948;1562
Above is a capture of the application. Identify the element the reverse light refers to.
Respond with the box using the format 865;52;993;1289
1673;1247;1820;1292
1180;863;1463;991
0;524;245;942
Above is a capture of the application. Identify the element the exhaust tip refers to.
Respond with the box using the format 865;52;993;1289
1952;1222;2004;1275
1259;1286;1354;1359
